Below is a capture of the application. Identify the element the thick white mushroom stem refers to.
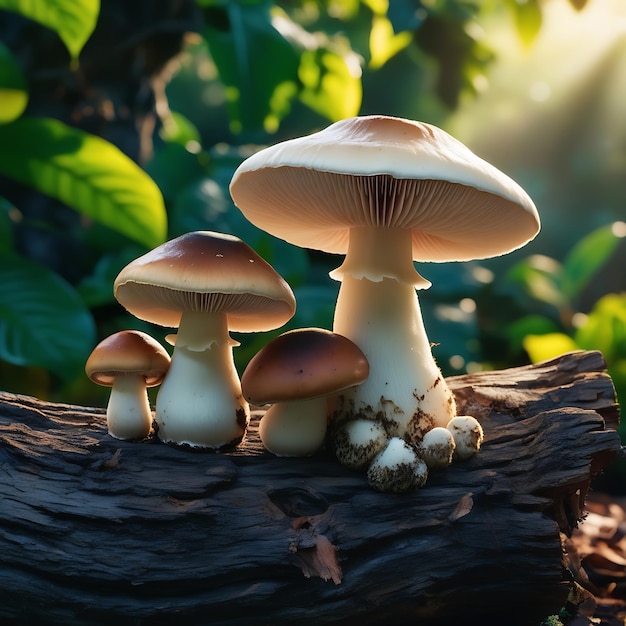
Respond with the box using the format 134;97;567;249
259;397;328;457
106;374;153;440
331;226;456;445
155;311;249;448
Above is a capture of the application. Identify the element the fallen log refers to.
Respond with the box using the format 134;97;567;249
0;350;621;625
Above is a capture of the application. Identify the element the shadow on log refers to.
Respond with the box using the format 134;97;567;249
0;350;621;625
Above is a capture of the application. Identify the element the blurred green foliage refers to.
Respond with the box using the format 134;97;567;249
0;0;623;433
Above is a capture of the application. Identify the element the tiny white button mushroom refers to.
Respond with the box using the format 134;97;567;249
447;415;484;461
241;328;369;457
420;426;456;470
332;418;388;470
366;437;428;493
85;330;170;440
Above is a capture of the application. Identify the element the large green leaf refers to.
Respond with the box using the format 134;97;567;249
561;222;625;300
0;41;28;123
0;0;100;59
0;254;96;378
0;117;167;248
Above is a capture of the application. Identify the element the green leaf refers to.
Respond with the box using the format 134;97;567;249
507;0;542;48
159;110;201;146
204;2;300;133
298;45;362;121
0;196;15;252
505;314;561;352
507;254;566;309
0;41;28;123
523;332;578;364
575;293;626;364
0;0;100;60
561;222;625;300
369;14;412;69
0;117;167;248
0;253;96;379
77;247;145;308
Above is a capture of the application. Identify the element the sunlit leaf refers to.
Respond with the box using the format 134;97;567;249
369;14;412;69
575;293;626;364
0;0;100;60
561;223;625;300
0;41;28;124
523;332;578;364
506;314;561;352
299;46;362;121
507;0;542;48
507;254;566;309
0;253;96;379
0;117;167;248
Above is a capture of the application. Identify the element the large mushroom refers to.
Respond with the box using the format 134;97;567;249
241;327;369;457
114;231;296;449
85;330;170;440
230;115;540;450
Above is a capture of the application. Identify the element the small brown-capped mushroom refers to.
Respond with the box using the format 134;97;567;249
241;328;369;456
114;231;296;449
85;330;170;440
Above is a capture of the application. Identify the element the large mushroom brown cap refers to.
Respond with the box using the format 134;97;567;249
85;330;170;387
241;328;369;405
113;231;296;332
229;115;540;262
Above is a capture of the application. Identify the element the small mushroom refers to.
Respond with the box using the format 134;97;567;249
332;418;388;470
241;328;369;456
420;426;456;470
367;437;428;493
447;415;484;461
114;231;295;449
85;330;170;440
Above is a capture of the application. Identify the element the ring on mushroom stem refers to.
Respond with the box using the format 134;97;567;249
114;231;296;449
230;115;540;453
85;330;170;440
241;328;369;457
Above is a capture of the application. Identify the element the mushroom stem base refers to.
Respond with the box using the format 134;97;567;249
156;332;249;448
332;271;456;443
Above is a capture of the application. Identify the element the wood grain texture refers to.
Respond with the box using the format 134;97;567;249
0;350;621;625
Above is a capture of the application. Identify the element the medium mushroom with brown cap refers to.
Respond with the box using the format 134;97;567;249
230;114;539;454
85;330;170;440
241;327;369;456
114;230;296;449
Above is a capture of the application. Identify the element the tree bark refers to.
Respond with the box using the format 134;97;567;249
0;350;621;626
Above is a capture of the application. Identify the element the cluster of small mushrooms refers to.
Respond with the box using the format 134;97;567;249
86;114;540;493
